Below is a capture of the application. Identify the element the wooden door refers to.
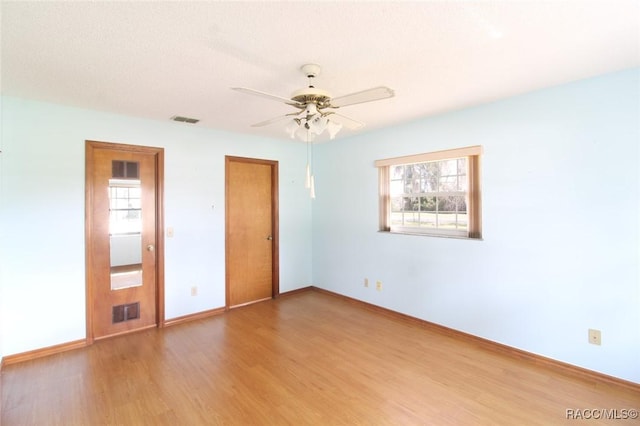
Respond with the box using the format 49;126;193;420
86;141;164;341
226;156;279;308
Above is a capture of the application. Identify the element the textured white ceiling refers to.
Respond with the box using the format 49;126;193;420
1;1;638;142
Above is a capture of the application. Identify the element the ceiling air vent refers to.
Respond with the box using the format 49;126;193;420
171;115;200;124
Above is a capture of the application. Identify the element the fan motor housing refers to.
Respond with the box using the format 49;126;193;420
291;87;332;108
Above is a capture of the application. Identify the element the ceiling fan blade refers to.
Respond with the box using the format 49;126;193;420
232;87;301;106
251;112;300;127
330;86;395;108
327;113;365;130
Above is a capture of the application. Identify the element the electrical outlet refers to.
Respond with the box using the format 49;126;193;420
364;278;369;288
588;329;601;345
376;281;382;291
191;286;198;296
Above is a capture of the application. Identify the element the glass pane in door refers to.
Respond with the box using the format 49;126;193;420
109;161;143;290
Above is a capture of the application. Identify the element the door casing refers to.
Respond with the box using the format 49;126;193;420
225;156;279;308
85;140;165;344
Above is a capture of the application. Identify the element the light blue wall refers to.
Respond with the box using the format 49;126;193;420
0;97;313;356
1;68;638;384
312;68;640;383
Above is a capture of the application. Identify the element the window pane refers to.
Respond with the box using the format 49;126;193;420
440;159;458;175
390;212;403;226
420;212;437;227
128;198;141;209
458;158;468;191
457;213;468;228
439;195;467;230
405;211;419;226
438;196;459;213
457;158;467;175
458;175;468;192
115;199;130;209
129;187;141;198
390;180;403;197
423;162;439;192
391;165;404;179
404;165;421;194
408;197;419;211
405;165;415;179
421;196;436;212
418;163;426;191
438;213;459;229
439;175;458;192
391;197;403;213
400;197;409;211
403;176;412;194
457;197;467;213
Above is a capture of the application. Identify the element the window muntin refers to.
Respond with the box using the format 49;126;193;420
376;146;482;239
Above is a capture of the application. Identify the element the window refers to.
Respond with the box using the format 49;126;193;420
109;180;142;235
109;160;141;235
375;145;482;239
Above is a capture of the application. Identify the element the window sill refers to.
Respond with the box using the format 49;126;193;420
377;230;483;241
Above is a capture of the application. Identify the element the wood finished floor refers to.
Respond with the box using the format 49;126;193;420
2;290;639;425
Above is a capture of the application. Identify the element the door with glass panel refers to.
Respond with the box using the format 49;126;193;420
86;141;164;341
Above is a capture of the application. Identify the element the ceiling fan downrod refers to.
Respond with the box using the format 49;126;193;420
302;63;321;89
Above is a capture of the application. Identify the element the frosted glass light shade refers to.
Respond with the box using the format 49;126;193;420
326;120;343;139
284;110;342;141
285;119;299;139
308;114;328;134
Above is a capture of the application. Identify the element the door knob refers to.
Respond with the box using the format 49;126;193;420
266;235;273;241
147;244;155;252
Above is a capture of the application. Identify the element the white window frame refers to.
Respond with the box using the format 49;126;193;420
375;145;483;239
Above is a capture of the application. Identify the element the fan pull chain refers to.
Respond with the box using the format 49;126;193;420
305;129;315;199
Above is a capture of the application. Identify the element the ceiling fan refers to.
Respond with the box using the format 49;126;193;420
232;64;395;141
